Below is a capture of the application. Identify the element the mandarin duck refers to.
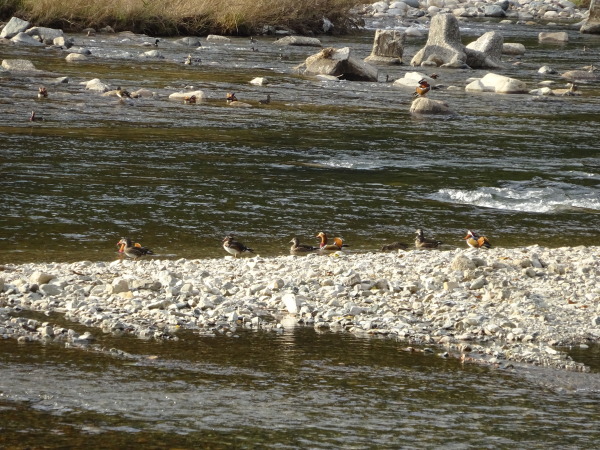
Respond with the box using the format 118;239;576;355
226;92;238;103
290;237;318;255
223;235;254;258
464;230;492;249
117;237;154;260
414;79;431;97
184;95;196;104
415;229;442;249
38;87;48;98
29;111;44;121
316;232;346;251
116;87;132;99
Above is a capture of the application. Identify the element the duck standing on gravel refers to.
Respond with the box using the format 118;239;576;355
415;229;442;249
117;238;154;260
463;230;492;248
223;235;254;258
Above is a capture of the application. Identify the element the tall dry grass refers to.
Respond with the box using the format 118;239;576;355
10;0;362;35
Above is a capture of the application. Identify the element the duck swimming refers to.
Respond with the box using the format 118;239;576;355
414;79;431;97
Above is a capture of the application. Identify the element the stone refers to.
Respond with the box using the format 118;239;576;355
84;78;111;92
140;50;163;58
465;73;527;94
581;0;600;34
29;271;55;285
40;284;63;296
539;31;569;43
451;254;476;271
409;97;453;115
0;17;30;39
26;26;64;42
295;47;378;82
402;0;420;7
206;35;231;43
275;36;322;47
10;32;44;46
54;36;75;48
502;43;526;55
282;293;301;313
1;59;38;72
411;14;467;68
538;65;557;74
483;5;506;17
465;31;505;69
174;37;202;46
249;77;268;85
65;53;89;62
168;90;206;101
364;29;405;65
111;278;130;294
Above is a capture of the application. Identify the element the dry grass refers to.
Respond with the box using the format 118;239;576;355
9;0;361;35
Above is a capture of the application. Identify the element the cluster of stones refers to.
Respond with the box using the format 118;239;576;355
361;0;588;24
1;246;599;371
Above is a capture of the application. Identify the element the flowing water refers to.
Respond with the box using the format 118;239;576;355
1;20;600;447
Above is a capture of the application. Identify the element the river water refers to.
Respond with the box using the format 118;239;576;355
1;18;600;447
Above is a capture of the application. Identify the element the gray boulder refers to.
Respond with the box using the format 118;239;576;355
364;29;405;65
483;5;506;17
0;17;30;39
539;31;569;42
581;0;600;34
296;47;378;81
26;26;64;43
1;59;38;72
411;14;467;68
402;0;420;7
276;36;322;47
465;31;505;69
174;37;202;46
410;97;453;114
10;32;44;46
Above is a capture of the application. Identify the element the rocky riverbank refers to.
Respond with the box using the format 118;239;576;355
1;245;599;372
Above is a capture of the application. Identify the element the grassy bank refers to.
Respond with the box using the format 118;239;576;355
1;0;363;36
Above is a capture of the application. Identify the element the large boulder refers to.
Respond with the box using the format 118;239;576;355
465;73;527;94
295;47;378;82
26;26;64;43
10;32;44;46
412;14;507;69
539;31;569;43
365;29;405;65
465;31;505;69
581;0;600;34
410;97;453;114
1;59;38;72
0;17;30;39
411;14;467;68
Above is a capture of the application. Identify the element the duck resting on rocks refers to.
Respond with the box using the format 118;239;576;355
380;241;409;251
223;235;254;257
463;230;492;248
415;229;442;249
184;95;196;104
226;92;252;108
316;232;347;251
414;79;431;97
289;237;318;255
117;238;154;260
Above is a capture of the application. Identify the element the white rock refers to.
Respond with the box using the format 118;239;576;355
282;293;301;314
0;17;30;39
66;53;89;62
249;77;268;85
10;32;44;46
84;78;111;92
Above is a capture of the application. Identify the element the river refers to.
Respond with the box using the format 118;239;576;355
1;18;600;448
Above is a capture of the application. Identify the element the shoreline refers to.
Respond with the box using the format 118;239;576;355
1;245;599;372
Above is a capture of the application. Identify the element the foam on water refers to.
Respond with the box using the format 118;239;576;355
431;179;600;213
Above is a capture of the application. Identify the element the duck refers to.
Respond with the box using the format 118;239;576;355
316;232;346;251
258;94;271;105
226;92;238;103
117;237;154;260
290;237;318;255
116;87;132;99
463;230;492;249
223;235;254;258
415;229;442;249
380;241;409;252
184;95;196;104
414;79;431;97
226;92;252;108
29;111;44;122
38;87;48;98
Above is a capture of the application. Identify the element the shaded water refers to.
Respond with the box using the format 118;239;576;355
1;325;600;448
1;21;599;263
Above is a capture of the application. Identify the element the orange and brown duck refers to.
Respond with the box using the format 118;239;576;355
464;230;492;248
316;232;346;251
117;237;154;260
414;79;431;97
38;87;48;98
223;235;254;258
290;237;318;255
415;229;442;249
